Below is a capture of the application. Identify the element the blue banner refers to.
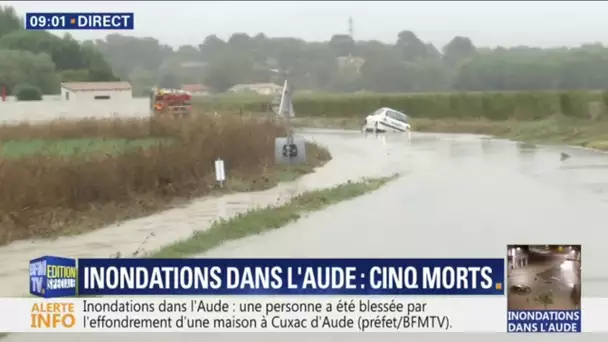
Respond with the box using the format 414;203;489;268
75;258;505;296
29;256;77;298
25;13;134;30
507;310;581;333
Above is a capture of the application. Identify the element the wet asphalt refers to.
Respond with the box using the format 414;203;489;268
4;129;608;340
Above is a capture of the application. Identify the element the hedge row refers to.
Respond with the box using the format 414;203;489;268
193;91;608;121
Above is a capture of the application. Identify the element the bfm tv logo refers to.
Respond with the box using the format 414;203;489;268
29;256;78;329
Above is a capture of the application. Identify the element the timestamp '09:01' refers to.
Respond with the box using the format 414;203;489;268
27;14;67;29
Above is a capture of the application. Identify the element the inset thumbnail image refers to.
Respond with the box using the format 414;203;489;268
507;245;581;310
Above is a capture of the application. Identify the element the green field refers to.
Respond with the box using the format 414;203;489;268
0;138;168;158
191;90;608;151
193;90;608;121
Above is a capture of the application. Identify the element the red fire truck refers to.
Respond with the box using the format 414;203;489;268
150;88;192;118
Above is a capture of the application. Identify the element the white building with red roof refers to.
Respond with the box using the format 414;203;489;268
60;82;132;101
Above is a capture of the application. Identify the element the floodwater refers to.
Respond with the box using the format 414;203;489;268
3;130;608;341
204;132;608;291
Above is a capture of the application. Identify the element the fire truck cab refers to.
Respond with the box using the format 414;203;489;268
150;88;192;118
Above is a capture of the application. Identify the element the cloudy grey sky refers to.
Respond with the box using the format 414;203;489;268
3;1;607;48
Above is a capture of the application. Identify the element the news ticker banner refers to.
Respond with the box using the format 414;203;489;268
25;12;134;30
30;257;505;296
1;297;606;333
25;257;583;333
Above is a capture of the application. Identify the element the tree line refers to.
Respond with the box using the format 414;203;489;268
3;4;608;96
0;6;117;96
83;31;608;95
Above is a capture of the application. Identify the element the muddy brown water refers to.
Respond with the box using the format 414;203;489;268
1;101;607;340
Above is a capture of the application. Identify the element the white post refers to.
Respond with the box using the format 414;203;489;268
279;79;295;164
214;159;226;188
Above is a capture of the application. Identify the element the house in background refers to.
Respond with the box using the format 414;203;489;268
182;84;211;96
60;82;132;101
227;83;283;96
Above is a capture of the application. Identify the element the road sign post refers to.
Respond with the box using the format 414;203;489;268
274;78;306;165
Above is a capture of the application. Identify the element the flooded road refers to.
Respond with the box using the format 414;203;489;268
4;130;608;341
206;132;608;293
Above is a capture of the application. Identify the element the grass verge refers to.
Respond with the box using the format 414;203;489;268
152;175;398;258
0;115;331;246
292;116;608;151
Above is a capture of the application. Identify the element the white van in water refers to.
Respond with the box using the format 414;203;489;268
362;107;411;133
